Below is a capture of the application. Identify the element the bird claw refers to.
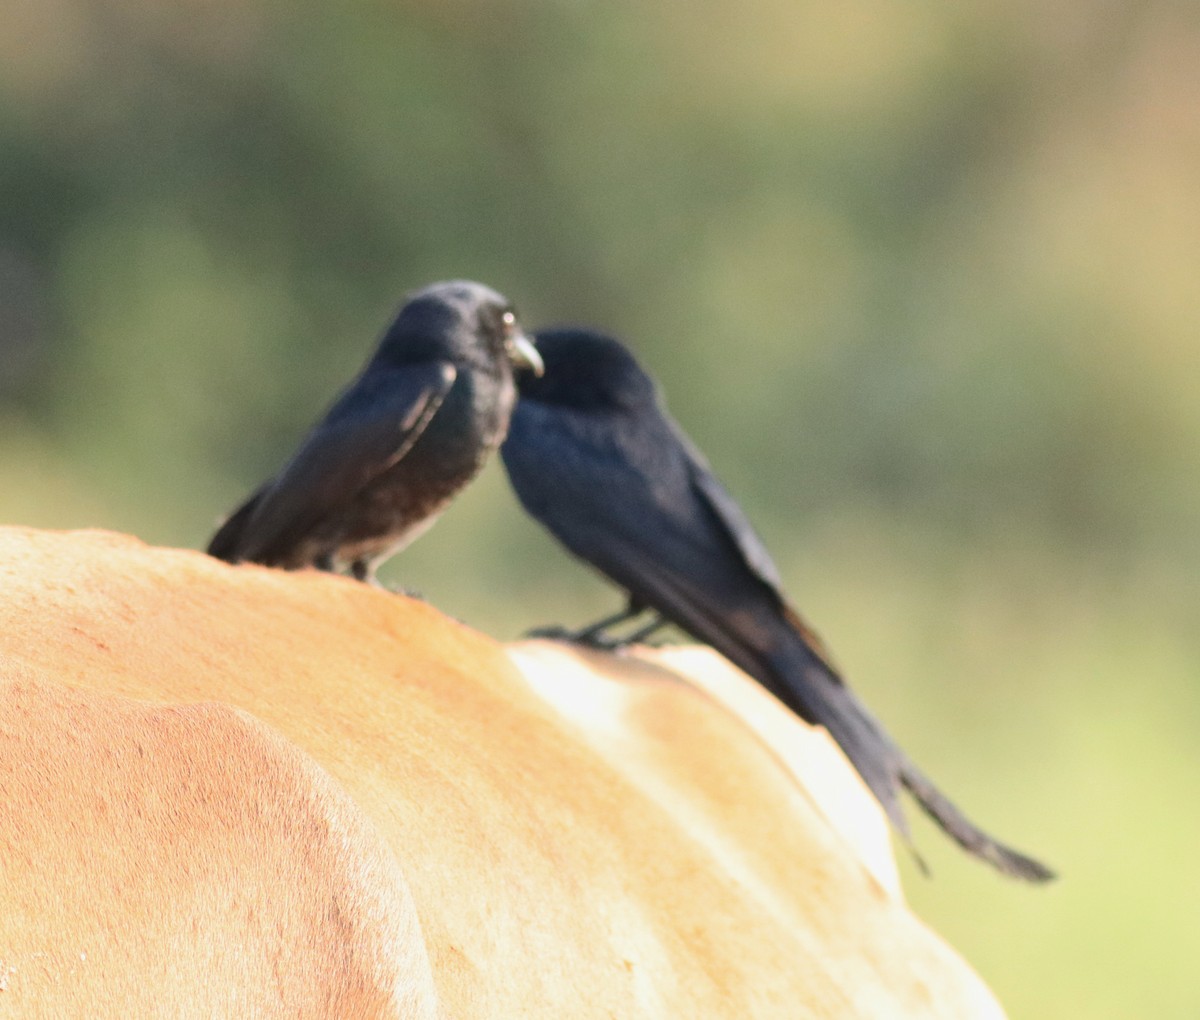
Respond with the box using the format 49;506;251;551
524;624;580;641
576;631;630;651
523;624;627;651
388;585;425;600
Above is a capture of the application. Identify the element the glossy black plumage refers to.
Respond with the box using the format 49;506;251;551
501;328;1053;882
208;280;542;581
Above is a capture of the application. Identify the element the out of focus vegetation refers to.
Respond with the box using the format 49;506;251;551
2;1;1196;1014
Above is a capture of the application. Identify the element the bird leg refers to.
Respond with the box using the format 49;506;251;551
526;600;661;650
616;614;670;647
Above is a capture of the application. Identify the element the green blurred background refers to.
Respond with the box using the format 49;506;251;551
2;0;1196;1014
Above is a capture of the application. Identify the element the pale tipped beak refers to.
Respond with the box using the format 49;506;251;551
511;332;544;376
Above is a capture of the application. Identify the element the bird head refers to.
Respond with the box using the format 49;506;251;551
375;280;543;378
517;329;656;411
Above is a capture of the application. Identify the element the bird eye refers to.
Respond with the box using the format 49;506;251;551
501;309;517;333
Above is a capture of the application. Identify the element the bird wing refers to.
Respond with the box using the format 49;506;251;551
233;361;457;564
666;417;786;592
668;417;844;669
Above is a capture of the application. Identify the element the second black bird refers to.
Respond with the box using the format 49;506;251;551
501;328;1053;882
208;280;542;581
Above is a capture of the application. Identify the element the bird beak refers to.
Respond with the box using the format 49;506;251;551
510;332;544;376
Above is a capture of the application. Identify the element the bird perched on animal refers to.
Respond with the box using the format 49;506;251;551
501;327;1053;882
208;280;542;582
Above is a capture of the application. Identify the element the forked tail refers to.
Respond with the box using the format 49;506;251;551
774;646;1055;882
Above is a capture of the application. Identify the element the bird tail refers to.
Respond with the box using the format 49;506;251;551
205;492;261;562
898;761;1055;881
770;642;1055;883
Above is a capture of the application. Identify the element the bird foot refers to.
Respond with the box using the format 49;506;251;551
523;624;627;651
387;585;425;600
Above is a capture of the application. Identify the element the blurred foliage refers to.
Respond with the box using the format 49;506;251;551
1;0;1197;1015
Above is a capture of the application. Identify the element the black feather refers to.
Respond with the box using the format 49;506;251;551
207;280;540;581
502;328;1053;882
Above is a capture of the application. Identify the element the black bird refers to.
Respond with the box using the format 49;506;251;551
501;328;1053;882
208;280;542;582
